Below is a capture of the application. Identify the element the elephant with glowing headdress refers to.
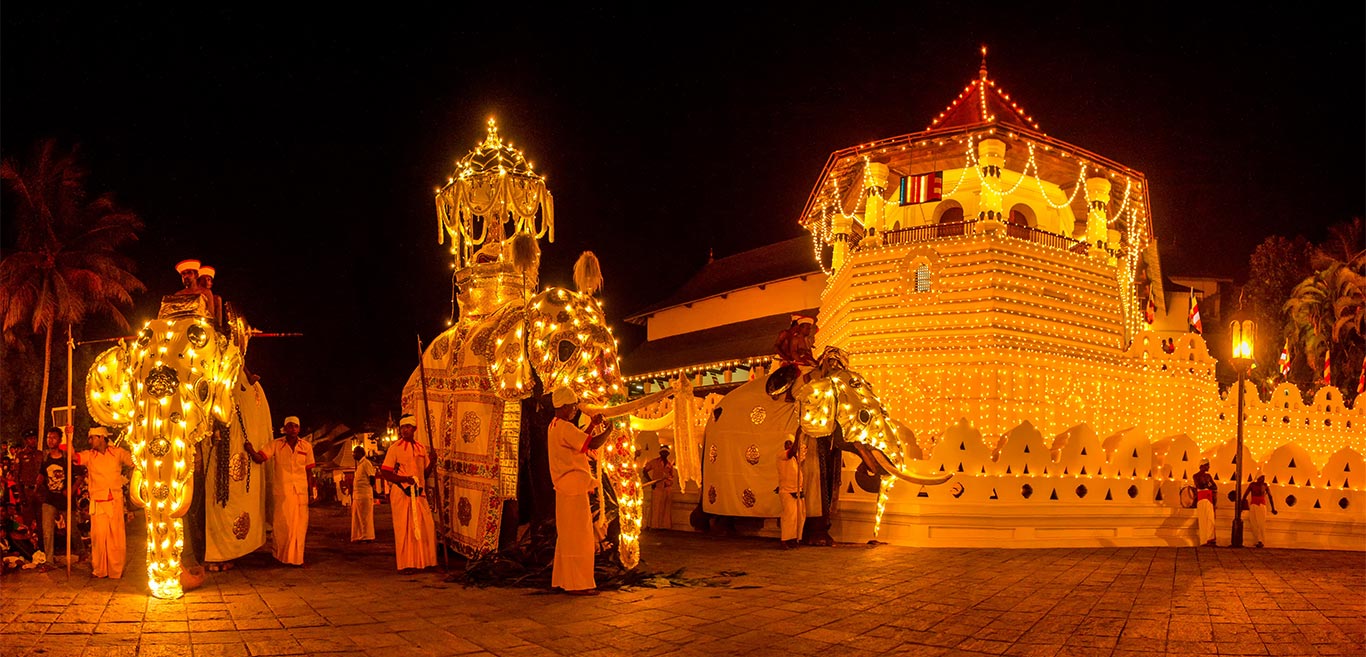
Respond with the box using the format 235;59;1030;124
698;345;951;544
400;256;674;569
86;304;256;598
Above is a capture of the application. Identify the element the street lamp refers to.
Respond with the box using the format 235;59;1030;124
1229;318;1255;548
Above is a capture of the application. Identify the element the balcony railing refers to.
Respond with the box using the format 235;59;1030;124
877;220;1089;254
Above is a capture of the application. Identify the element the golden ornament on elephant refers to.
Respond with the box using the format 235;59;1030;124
145;365;179;398
229;453;250;481
149;437;171;458
750;406;767;425
232;512;250;540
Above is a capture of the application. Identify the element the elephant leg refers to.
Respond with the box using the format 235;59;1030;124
688;503;711;532
801;436;837;546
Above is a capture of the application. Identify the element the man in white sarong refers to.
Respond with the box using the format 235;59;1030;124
379;414;436;571
68;427;132;578
1193;460;1218;547
246;416;314;565
351;447;376;542
204;381;270;570
776;437;805;549
1241;475;1277;548
643;448;675;529
547;388;613;595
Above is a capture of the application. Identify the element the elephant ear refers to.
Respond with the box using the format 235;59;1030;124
86;345;135;427
525;288;614;401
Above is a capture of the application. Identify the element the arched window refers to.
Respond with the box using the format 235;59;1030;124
1007;203;1036;240
936;203;965;237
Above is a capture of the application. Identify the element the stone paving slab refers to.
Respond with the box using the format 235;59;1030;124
1;505;1362;657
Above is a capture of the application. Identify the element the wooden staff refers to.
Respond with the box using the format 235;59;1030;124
414;334;448;570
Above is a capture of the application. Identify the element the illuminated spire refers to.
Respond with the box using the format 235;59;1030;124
927;47;1040;132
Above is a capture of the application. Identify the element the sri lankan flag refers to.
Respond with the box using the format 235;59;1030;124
899;172;943;205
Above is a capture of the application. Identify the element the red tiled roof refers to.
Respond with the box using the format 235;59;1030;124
927;65;1040;132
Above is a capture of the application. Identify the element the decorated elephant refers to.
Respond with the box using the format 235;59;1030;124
400;255;674;569
86;300;262;598
699;345;950;543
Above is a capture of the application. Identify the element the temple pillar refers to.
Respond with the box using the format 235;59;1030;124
976;138;1006;233
1084;177;1112;260
831;212;854;271
863;162;889;246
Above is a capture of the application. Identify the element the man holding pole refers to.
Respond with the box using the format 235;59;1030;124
378;414;436;572
643;448;675;529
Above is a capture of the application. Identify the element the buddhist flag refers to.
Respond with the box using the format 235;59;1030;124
1323;349;1331;386
1143;296;1156;326
1187;291;1202;335
899;172;943;205
1278;341;1291;377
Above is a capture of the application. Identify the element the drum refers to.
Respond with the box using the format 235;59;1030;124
764;363;801;399
1178;485;1197;508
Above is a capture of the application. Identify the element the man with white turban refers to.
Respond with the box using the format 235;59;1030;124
67;427;133;578
379;414;437;571
246;416;315;565
547;388;613;594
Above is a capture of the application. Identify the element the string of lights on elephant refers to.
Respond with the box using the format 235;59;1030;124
86;316;244;599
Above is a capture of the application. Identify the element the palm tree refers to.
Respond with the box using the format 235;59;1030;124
1283;218;1365;397
0;139;145;438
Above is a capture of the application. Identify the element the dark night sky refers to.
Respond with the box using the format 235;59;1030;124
3;6;1362;429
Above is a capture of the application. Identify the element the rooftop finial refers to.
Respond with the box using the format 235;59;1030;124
483;117;501;149
979;44;989;80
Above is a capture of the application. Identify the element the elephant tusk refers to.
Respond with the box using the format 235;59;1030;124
855;442;953;486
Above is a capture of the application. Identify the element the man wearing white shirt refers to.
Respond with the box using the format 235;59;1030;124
246;416;315;565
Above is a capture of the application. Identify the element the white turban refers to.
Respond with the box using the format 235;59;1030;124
88;427;109;438
283;416;301;427
551;387;578;408
398;414;417;428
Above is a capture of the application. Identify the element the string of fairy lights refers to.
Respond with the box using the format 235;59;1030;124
86;317;242;599
435;119;555;272
430;121;649;569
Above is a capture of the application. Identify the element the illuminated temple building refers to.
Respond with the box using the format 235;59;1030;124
623;61;1364;549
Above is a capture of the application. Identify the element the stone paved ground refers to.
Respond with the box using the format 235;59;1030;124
2;504;1362;657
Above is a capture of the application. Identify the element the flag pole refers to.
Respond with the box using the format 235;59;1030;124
65;324;74;577
415;333;448;571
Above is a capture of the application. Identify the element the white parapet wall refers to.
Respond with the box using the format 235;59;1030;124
646;397;1365;551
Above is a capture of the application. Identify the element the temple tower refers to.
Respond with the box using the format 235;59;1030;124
800;58;1172;443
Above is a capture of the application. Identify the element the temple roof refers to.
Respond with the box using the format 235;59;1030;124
624;236;822;323
927;52;1040;132
621;308;816;379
